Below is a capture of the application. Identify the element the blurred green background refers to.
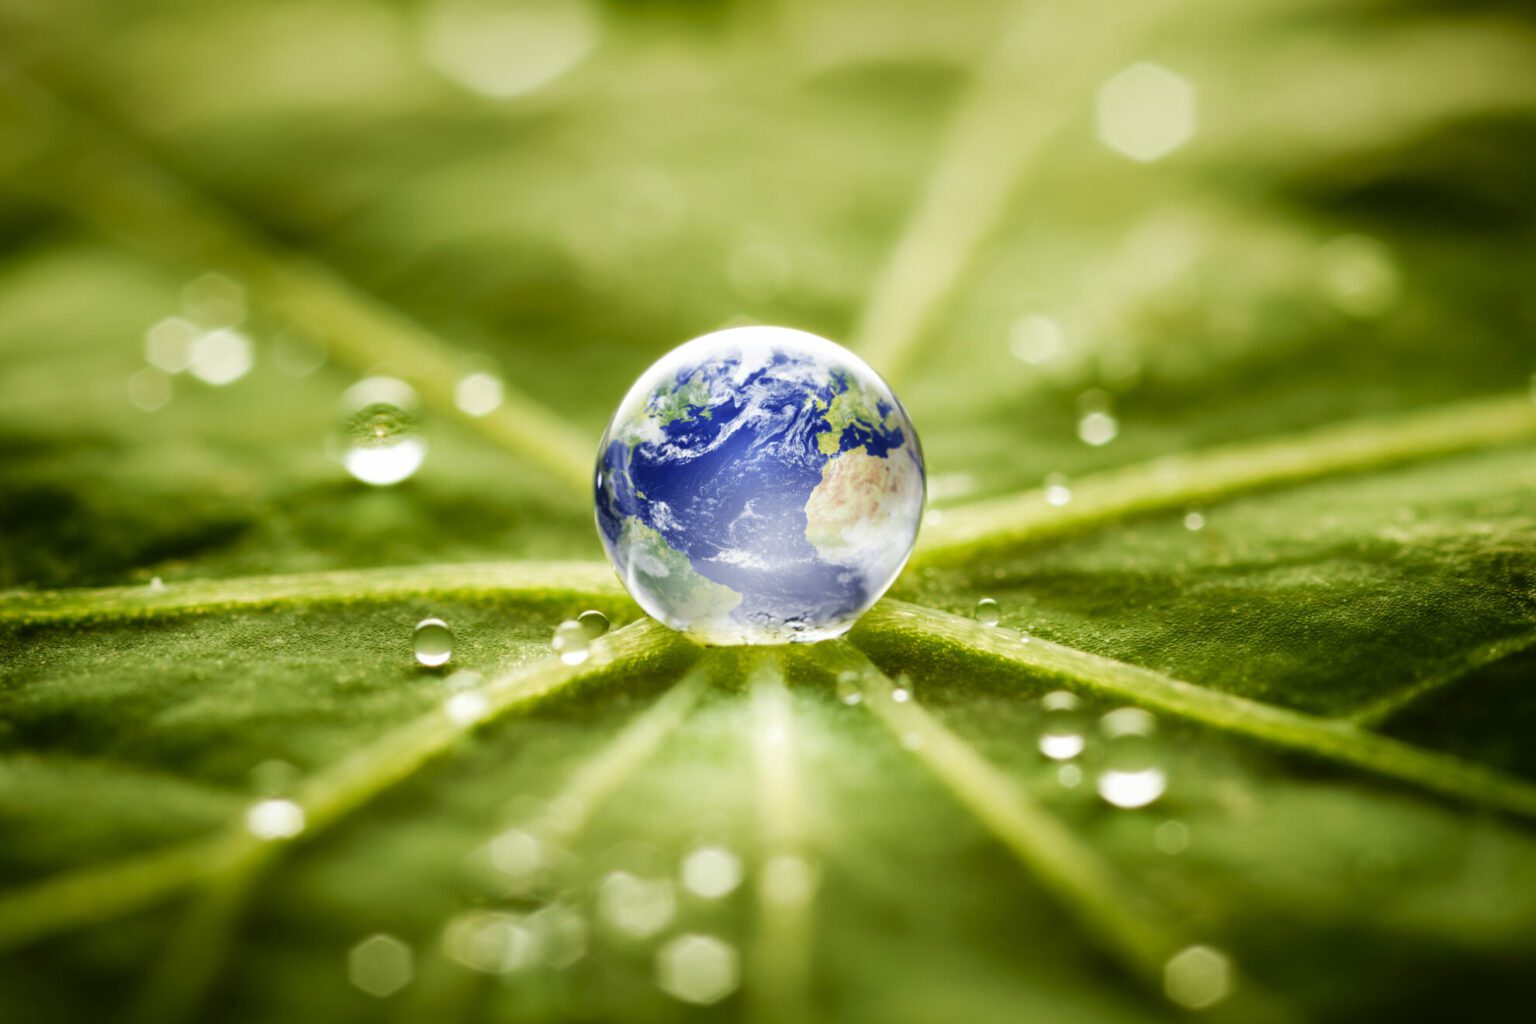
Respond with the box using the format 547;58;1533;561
2;0;1536;1022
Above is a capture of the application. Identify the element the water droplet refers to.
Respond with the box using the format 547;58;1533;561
1009;314;1065;365
760;853;818;907
444;911;536;975
144;316;198;374
181;272;246;328
900;730;924;751
273;329;327;378
1044;472;1072;507
1183;510;1206;532
577;609;610;639
1097;707;1167;808
975;597;1001;627
681;845;742;899
188;328;254;386
340;377;426;486
1077;410;1119;447
551;620;590;665
1096;62;1197;163
1038;690;1086;760
835;669;863;706
598;871;676;939
1057;763;1083;788
445;690;489;726
1155;819;1190;855
147;576;166;592
1164;945;1233;1010
348;934;414;998
245;798;305;840
249;758;298;796
891;673;913;703
455;371;504;417
413;618;454;668
656;933;739;1006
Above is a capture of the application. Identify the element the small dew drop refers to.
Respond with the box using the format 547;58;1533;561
348;934;414;999
249;758;299;797
1097;707;1167;809
891;672;913;703
656;933;740;1006
975;597;1001;627
577;609;610;639
551;620;590;665
245;798;305;840
455;371;504;417
1038;690;1086;760
148;576;166;593
1057;763;1084;788
1164;945;1233;1011
835;669;863;706
413;618;454;668
145;316;198;374
681;845;743;900
340;377;425;486
1077;410;1119;447
1044;472;1072;507
1183;510;1206;532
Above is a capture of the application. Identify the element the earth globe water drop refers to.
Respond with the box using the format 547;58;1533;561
594;327;925;644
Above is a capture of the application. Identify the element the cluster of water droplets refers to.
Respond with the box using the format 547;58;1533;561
130;273;283;413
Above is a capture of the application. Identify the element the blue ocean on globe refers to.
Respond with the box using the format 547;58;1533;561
595;326;926;644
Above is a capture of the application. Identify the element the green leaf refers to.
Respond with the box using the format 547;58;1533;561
3;1;1536;1022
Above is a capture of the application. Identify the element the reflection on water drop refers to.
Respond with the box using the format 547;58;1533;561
551;620;590;665
891;673;913;703
341;377;425;486
148;576;166;592
1097;707;1166;808
577;609;610;639
455;371;504;417
1164;945;1233;1010
598;871;675;940
128;368;173;412
656;933;739;1006
681;845;742;900
348;934;414;998
1057;763;1083;788
1038;691;1086;760
414;618;454;667
835;669;863;706
1183;510;1206;532
1044;472;1072;507
975;597;1001;627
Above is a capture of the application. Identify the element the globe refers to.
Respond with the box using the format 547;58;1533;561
595;326;926;645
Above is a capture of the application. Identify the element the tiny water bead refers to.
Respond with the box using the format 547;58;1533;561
681;845;743;899
1183;509;1206;531
835;669;863;706
551;620;590;665
1096;707;1167;809
1037;691;1086;760
340;377;426;486
656;933;740;1006
1164;945;1233;1011
975;597;1001;627
246;798;305;841
891;673;913;703
413;618;454;668
594;326;925;645
1044;472;1072;507
577;609;610;639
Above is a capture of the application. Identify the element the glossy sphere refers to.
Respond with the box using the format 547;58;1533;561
595;327;925;644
